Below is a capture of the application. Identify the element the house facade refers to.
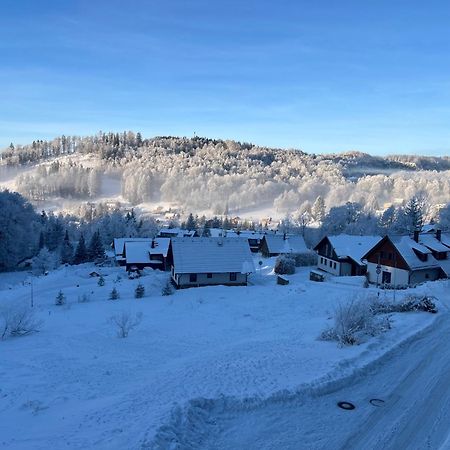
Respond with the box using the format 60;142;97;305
170;237;255;289
314;235;381;276
363;233;445;287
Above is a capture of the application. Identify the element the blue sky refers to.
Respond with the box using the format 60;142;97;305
1;0;450;155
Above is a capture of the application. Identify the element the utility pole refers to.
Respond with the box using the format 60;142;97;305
30;277;34;308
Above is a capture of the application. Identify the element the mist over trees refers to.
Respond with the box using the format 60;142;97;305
3;133;450;217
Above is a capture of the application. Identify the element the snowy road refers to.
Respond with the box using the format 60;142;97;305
172;313;450;450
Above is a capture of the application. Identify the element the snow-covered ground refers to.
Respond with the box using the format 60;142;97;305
0;260;448;449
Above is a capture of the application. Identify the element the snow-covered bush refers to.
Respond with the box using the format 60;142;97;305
161;281;174;296
292;252;317;267
97;275;105;287
371;294;438;314
110;311;143;338
31;248;59;275
78;293;90;303
109;287;120;300
321;296;391;346
55;290;66;306
135;283;145;298
274;255;296;275
0;303;43;340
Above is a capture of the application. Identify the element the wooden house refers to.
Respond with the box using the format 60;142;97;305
113;238;153;266
123;238;171;272
363;232;446;287
314;235;381;276
170;237;255;289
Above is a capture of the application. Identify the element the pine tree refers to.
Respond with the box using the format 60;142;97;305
185;213;197;230
55;290;65;305
135;283;145;298
311;196;326;223
88;230;105;261
38;231;46;250
73;234;88;264
98;275;105;286
60;230;73;264
109;287;119;300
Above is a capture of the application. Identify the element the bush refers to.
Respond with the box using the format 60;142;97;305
274;255;295;275
371;294;437;314
78;293;91;303
135;283;145;298
321;296;391;346
109;287;120;300
98;275;105;287
55;290;66;306
292;252;318;267
110;311;143;338
1;303;43;340
161;281;174;296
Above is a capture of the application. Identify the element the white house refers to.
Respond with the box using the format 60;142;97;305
113;238;153;265
170;237;255;288
314;235;381;276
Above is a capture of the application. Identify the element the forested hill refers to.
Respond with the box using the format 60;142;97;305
1;132;450;216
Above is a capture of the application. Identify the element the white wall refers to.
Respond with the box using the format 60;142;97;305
366;262;409;286
317;256;340;276
172;272;247;288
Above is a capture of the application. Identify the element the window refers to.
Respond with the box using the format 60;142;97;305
329;260;332;267
189;274;197;282
230;273;237;281
382;271;391;284
333;262;337;269
207;273;212;279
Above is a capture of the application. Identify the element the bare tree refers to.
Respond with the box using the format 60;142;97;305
110;311;143;338
1;303;43;340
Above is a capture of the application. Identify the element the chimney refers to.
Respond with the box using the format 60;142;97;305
413;230;419;243
283;233;286;240
436;229;442;242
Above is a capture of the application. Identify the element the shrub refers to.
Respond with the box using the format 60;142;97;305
98;275;105;287
110;311;143;338
161;281;174;296
292;252;318;267
274;255;295;275
321;295;390;346
371;294;437;314
1;303;43;340
135;283;145;298
55;290;66;306
78;293;91;303
109;287;120;300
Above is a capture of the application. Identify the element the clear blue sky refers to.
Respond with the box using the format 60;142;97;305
1;0;450;155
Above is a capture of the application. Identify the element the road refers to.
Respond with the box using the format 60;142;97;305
194;313;450;450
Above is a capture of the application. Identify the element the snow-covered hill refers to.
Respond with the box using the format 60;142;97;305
2;134;450;221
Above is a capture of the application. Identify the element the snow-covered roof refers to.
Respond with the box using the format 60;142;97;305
439;259;450;277
124;238;171;264
390;236;440;270
171;237;255;274
113;238;152;256
326;235;381;265
263;234;308;254
157;228;196;237
440;232;450;249
419;234;450;253
226;230;264;239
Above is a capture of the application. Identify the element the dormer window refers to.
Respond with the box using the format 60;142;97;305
413;249;428;262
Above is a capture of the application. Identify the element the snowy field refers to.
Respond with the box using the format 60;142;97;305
0;260;448;449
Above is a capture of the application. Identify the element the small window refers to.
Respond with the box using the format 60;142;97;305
207;273;212;279
189;274;197;282
333;262;336;269
230;272;237;281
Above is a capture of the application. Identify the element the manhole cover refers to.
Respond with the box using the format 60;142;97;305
337;401;355;410
369;398;385;407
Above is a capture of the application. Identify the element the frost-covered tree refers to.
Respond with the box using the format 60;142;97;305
31;247;58;274
311;196;326;223
73;234;88;264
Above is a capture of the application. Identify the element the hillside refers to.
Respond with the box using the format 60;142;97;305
1;133;450;219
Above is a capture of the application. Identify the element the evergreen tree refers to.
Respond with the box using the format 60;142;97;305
60;230;73;264
135;283;145;298
403;195;427;231
55;290;65;305
109;287;119;300
88;230;105;261
73;234;88;264
38;231;46;250
184;213;197;230
98;275;105;286
311;196;326;223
